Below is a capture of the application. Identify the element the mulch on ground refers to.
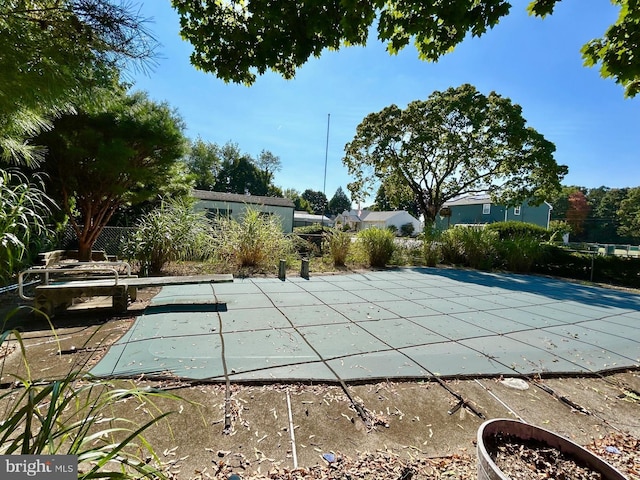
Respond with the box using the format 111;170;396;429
160;431;639;480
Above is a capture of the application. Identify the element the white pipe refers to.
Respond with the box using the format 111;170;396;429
286;389;298;469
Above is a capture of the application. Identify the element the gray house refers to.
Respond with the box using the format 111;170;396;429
435;194;552;229
193;190;295;233
293;211;334;228
334;209;422;234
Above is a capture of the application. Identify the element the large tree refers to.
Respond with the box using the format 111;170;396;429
34;91;186;260
301;189;328;215
327;187;351;216
549;185;584;221
187;137;221;190
283;188;312;213
372;182;420;218
171;0;640;97
1;0;157;165
254;150;282;189
213;147;267;195
565;190;590;235
617;187;640;240
589;187;628;242
343;84;567;224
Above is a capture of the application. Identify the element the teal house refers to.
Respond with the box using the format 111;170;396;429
435;194;552;230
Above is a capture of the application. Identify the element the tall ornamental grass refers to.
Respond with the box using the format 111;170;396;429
496;236;546;273
213;207;293;271
356;228;395;268
124;197;214;274
323;229;351;267
439;226;498;270
0;168;54;282
422;241;441;267
0;318;182;479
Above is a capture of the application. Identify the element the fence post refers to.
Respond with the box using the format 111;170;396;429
278;259;286;280
300;258;309;279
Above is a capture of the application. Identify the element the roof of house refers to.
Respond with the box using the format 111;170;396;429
193;190;295;208
294;211;333;222
443;194;492;207
443;194;552;210
338;209;418;222
361;211;405;222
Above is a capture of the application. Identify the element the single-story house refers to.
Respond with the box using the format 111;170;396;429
334;209;422;235
293;211;334;228
435;194;552;230
193;190;295;233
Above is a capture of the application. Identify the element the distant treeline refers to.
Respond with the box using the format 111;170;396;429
549;186;640;244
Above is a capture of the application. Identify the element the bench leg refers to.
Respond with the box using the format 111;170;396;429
34;293;54;318
112;287;128;312
34;292;72;318
128;286;138;302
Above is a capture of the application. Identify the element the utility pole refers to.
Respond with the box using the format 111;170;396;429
322;113;330;229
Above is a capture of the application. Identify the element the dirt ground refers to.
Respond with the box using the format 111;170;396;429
1;285;639;480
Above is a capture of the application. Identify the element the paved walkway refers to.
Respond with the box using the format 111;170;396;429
91;268;640;381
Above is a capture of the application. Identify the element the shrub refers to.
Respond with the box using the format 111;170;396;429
496;236;545;273
439;226;497;270
293;224;325;235
485;221;548;241
291;234;321;258
356;228;395;267
323;230;351;266
548;220;573;242
124;198;214;274
423;241;441;267
532;244;640;288
400;222;415;237
389;239;422;266
213;207;293;271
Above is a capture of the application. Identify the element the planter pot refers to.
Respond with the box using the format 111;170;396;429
477;419;627;480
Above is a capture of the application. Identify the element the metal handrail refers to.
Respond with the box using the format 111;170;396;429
18;267;121;301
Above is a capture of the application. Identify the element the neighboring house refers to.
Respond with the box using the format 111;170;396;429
335;209;422;234
435;194;552;230
193;190;295;233
293;211;334;228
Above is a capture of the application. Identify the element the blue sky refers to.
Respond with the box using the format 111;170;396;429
130;1;639;205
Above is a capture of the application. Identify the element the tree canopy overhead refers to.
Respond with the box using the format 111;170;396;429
343;84;567;223
0;0;158;165
171;0;640;97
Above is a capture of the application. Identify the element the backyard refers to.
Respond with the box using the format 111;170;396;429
2;259;640;479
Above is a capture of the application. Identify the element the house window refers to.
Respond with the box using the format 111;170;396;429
514;206;521;216
205;208;232;219
482;204;491;215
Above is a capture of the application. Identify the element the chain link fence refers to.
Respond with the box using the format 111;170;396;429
57;225;136;257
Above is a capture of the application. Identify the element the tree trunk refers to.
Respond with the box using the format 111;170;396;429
77;235;94;262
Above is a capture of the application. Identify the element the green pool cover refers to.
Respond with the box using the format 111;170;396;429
91;268;640;382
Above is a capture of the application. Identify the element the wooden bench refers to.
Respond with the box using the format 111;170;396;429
21;251;136;316
31;274;233;317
